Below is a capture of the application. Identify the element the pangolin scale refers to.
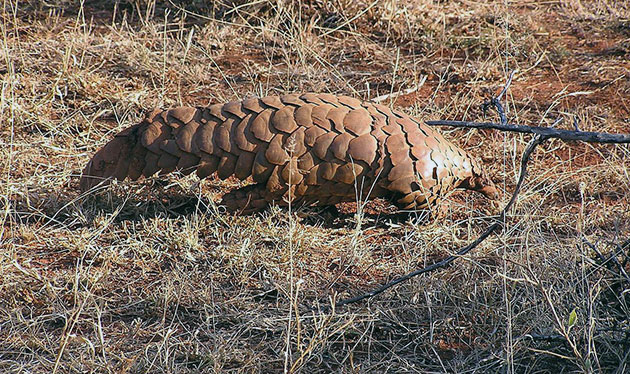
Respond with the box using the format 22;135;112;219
80;93;498;213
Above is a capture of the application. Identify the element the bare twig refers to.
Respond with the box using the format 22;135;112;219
335;134;546;307
429;70;630;143
371;75;427;103
333;71;630;308
520;331;630;345
481;70;517;125
496;70;517;103
584;237;630;282
335;221;499;307
551;117;564;128
424;119;630;144
334;71;542;308
620;238;630;268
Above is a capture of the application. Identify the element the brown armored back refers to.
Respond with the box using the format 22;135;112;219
80;93;498;213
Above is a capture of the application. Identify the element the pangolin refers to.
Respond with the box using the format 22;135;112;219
80;93;498;214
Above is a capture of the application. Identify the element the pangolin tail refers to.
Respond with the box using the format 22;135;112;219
79;123;145;192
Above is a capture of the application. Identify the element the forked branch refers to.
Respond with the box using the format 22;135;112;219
335;134;546;307
425;119;630;144
335;71;630;308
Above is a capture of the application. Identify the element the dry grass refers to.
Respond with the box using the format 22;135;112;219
1;0;630;372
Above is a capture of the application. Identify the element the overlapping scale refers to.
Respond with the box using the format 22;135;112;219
80;93;495;214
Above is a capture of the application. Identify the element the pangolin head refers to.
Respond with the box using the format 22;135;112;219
458;157;499;200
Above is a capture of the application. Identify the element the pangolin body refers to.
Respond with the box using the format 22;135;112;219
80;93;498;213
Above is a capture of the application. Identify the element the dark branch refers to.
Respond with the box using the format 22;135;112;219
620;238;630;268
425;120;630;144
520;331;630;345
481;70;517;126
335;135;547;308
497;70;517;102
332;71;629;309
584;237;630;282
335;222;499;307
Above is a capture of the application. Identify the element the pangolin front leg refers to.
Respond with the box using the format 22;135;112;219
80;93;498;215
220;183;271;214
